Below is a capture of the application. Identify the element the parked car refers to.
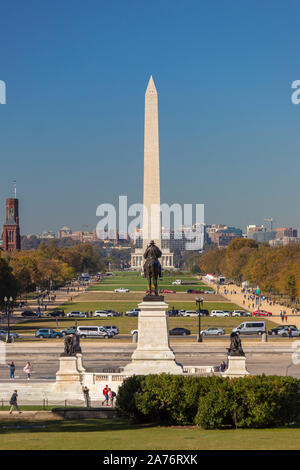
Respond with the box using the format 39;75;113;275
169;328;191;336
114;288;129;293
201;327;225;336
232;321;266;335
187;289;204;294
210;310;229;317
67;311;86;318
126;311;139;317
35;329;63;339
204;290;215;294
48;310;65;318
21;310;40;317
198;309;209;316
125;309;140;317
103;325;119;335
60;327;77;336
172;280;182;285
252;310;272;317
277;327;300;337
160;289;176;294
0;329;19;339
178;310;186;316
183;310;198;317
268;325;297;335
167;309;179;316
76;326;113;339
232;310;251;317
94;310;113;317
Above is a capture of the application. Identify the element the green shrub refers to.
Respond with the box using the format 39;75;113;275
230;375;300;428
115;375;144;421
194;379;233;429
116;374;300;429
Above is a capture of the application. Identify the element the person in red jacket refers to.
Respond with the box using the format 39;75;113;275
102;384;109;406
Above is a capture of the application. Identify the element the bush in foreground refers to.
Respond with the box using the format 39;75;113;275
116;374;300;429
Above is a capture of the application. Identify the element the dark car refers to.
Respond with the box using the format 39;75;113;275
268;325;297;335
21;310;40;317
60;327;77;336
199;309;209;316
169;327;191;336
167;309;179;317
187;289;204;294
48;310;65;318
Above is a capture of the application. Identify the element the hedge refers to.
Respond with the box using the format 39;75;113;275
116;374;300;429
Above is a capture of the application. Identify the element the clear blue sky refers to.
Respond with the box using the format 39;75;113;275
1;0;300;234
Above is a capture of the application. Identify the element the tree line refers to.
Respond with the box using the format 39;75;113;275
198;238;300;299
0;241;105;303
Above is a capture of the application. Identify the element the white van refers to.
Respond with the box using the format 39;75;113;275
76;326;113;338
232;321;266;335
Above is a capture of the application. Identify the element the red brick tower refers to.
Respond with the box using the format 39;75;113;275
2;198;21;251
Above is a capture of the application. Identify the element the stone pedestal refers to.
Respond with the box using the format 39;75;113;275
55;356;83;393
223;355;249;378
76;353;86;373
123;300;183;375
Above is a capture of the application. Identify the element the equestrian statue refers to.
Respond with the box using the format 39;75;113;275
143;240;162;297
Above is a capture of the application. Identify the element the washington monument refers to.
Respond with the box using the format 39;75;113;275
131;76;174;270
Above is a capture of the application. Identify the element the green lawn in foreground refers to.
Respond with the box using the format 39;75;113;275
1;419;300;450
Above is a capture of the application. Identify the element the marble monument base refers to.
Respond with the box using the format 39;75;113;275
223;355;249;378
55;355;84;393
123;300;183;375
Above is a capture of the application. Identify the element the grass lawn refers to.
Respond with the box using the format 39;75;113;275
88;283;213;292
88;272;214;292
1;418;300;450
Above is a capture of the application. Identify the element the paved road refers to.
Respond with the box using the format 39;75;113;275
1;342;300;381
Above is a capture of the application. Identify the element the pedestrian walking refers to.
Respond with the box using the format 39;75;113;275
82;386;91;408
8;361;15;380
102;384;109;406
109;388;116;407
23;362;32;380
280;311;283;323
9;390;21;414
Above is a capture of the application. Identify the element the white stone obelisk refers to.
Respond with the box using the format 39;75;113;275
143;75;161;248
130;76;174;269
125;77;181;374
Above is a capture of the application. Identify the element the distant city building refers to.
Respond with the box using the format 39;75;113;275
246;224;265;235
275;227;295;239
39;230;56;239
206;224;243;247
270;236;300;247
58;226;72;238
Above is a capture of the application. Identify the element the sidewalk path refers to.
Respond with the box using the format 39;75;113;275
217;283;300;329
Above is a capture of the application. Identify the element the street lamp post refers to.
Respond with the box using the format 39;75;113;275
195;296;204;342
3;296;13;343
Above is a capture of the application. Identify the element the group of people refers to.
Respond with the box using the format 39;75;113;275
8;361;32;380
7;383;117;415
82;384;116;408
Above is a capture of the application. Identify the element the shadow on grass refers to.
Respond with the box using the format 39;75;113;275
0;418;156;435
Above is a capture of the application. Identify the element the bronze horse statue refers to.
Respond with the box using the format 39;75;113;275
143;240;162;296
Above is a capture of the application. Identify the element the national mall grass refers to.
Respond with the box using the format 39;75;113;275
1;419;300;450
